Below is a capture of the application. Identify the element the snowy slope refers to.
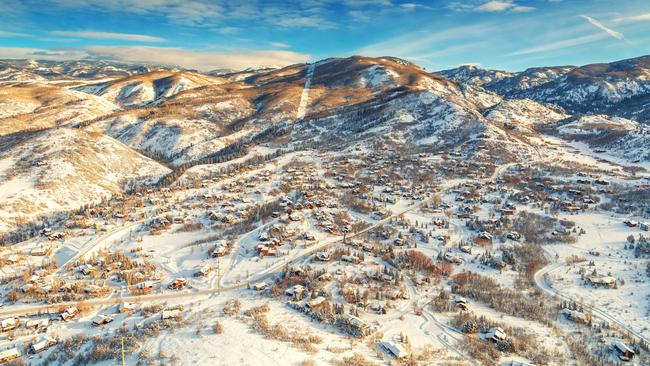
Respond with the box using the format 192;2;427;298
484;98;569;129
0;84;119;135
0;128;170;234
438;64;515;86
555;115;650;162
74;71;225;107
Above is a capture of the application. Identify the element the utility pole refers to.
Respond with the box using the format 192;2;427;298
216;255;221;294
121;336;126;366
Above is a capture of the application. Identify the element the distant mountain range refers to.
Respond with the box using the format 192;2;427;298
439;55;650;123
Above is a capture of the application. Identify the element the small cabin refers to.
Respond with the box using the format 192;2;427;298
196;264;212;277
0;318;17;332
31;336;56;354
169;278;187;290
0;347;20;363
485;327;507;342
612;340;635;361
315;251;331;262
341;255;361;264
60;307;79;321
307;296;326;309
161;309;182;320
454;296;468;311
252;282;268;291
380;341;408;359
587;276;616;288
91;314;114;326
562;308;588;324
285;284;305;298
119;302;136;313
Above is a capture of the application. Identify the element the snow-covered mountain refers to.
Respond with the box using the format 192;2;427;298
438;56;650;123
74;71;225;107
514;56;650;122
1;54;650;235
0;59;176;81
554;114;650;162
0;83;118;135
438;64;515;86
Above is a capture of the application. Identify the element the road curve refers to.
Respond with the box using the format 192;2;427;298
533;249;649;346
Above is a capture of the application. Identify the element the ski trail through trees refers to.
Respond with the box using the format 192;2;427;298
296;63;315;120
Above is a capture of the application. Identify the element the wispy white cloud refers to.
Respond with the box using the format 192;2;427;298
216;26;240;34
343;0;392;7
50;30;166;42
269;42;290;48
0;46;89;59
0;30;30;37
87;46;310;70
475;1;514;12
41;0;337;29
0;45;310;71
43;0;223;27
273;16;336;29
452;1;536;13
354;24;496;61
614;12;650;23
579;15;623;40
507;33;608;56
512;5;535;13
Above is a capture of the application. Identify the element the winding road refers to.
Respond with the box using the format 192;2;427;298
533;247;649;346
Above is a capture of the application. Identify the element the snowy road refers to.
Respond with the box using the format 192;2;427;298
533;249;650;346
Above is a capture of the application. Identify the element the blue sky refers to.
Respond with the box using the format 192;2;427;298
0;0;649;71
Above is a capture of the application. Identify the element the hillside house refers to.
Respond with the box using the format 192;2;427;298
587;275;617;288
342;255;361;264
337;314;374;337
315;251;331;262
307;296;327;309
612;340;635;361
252;282;268;291
196;264;212;277
60;307;79;321
0;318;17;332
25;318;49;331
285;284;305;299
211;243;227;257
444;252;463;265
84;284;102;294
475;232;493;245
136;281;155;293
168;278;187;290
454;297;469;311
31;336;56;354
381;341;409;359
318;273;333;282
30;246;50;256
562;308;588;324
624;220;638;228
119;302;135;313
91;314;114;326
485;327;507;342
161;309;182;320
0;347;20;363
